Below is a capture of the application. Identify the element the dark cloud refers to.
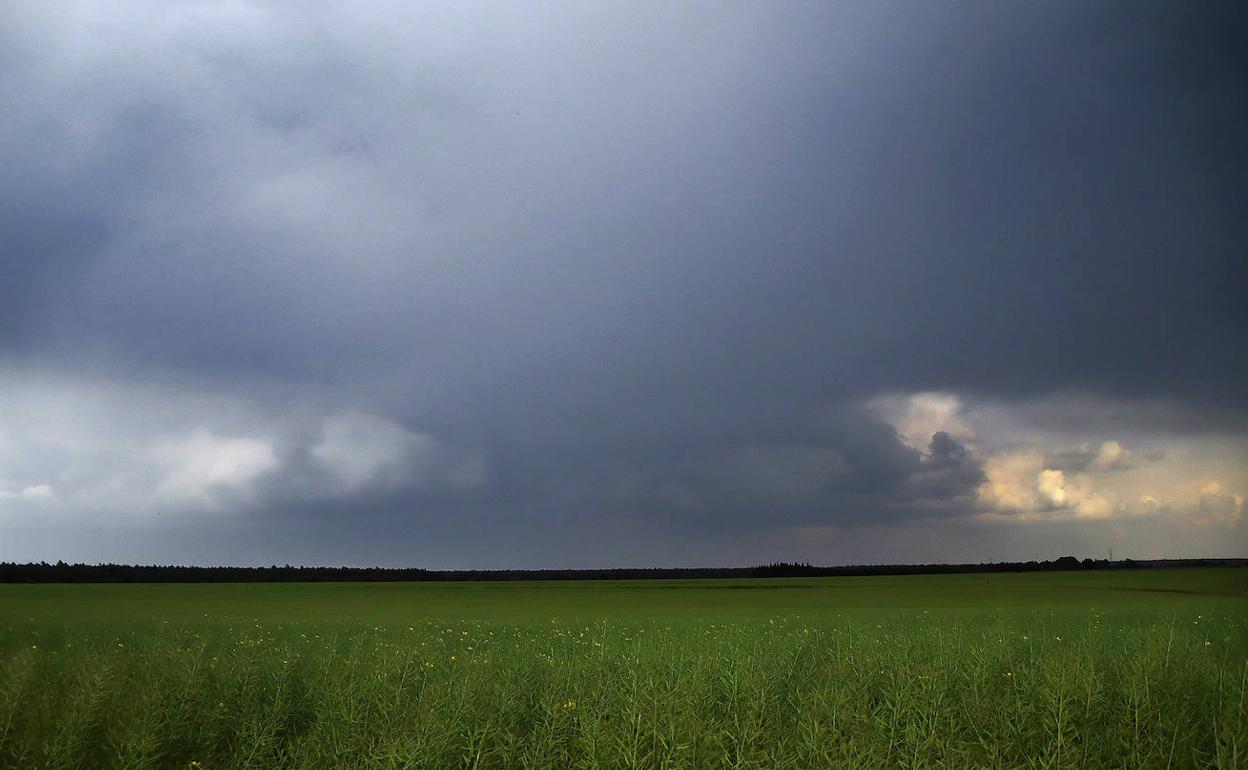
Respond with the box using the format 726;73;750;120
904;432;988;505
0;1;1245;565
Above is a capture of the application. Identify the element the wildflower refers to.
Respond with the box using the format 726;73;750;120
1006;671;1013;677
189;762;203;769
562;700;575;710
30;645;37;650
1204;640;1212;647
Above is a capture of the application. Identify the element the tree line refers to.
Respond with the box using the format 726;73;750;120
14;556;1242;583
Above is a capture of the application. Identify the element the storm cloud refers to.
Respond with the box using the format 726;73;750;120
1;0;1245;566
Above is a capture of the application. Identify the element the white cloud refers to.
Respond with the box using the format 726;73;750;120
977;451;1044;514
19;484;54;500
1073;492;1116;520
869;391;975;452
1032;468;1115;519
978;449;1118;520
311;411;436;489
0;370;283;518
0;484;55;502
977;447;1241;526
1036;468;1069;507
153;431;277;507
0;370;490;529
1195;482;1245;526
931;390;1247;531
1090;440;1133;471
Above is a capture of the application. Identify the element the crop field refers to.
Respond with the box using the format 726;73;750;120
1;568;1246;769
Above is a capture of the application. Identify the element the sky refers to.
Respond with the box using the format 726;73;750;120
1;0;1245;568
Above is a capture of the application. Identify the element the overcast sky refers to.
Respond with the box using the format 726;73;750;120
1;0;1245;567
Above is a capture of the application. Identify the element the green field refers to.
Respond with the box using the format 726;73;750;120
1;569;1246;769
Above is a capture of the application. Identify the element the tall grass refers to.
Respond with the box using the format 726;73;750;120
1;600;1245;769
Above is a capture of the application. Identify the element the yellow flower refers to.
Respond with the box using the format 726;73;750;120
562;700;576;710
30;645;37;651
188;762;203;769
1006;672;1013;677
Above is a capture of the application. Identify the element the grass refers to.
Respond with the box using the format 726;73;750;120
1;568;1245;769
